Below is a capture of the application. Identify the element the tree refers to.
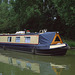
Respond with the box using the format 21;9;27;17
52;0;75;40
0;1;17;33
13;0;60;31
0;0;74;40
0;2;9;32
12;0;42;31
52;0;75;26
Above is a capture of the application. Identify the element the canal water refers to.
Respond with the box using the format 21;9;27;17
0;49;75;75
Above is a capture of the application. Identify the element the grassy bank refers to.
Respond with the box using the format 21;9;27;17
63;39;75;47
66;49;75;55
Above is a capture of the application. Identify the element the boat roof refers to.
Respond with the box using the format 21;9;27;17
0;32;56;36
0;33;39;36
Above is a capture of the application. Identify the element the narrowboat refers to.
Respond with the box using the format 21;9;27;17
0;30;69;55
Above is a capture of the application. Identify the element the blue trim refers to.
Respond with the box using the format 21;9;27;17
0;43;36;48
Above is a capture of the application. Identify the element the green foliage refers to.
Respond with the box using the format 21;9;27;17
51;0;75;40
0;0;75;40
63;39;75;47
0;2;9;32
12;0;42;31
12;0;60;31
0;1;18;33
52;0;75;26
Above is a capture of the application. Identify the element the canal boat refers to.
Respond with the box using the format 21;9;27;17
0;30;68;55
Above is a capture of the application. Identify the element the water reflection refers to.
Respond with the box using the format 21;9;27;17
0;50;73;75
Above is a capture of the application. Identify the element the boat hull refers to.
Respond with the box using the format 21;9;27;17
0;44;68;56
35;47;68;56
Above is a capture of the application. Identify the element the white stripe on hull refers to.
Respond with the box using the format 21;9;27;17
50;43;66;49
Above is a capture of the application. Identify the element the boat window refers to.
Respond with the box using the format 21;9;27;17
8;37;12;42
16;37;20;42
25;37;31;43
55;36;60;41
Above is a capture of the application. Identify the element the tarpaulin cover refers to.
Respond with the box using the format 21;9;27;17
39;32;56;45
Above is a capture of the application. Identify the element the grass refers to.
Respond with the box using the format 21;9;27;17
63;39;75;47
64;40;75;55
66;49;75;55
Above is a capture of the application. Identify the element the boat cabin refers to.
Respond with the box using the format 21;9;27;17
0;32;63;45
0;34;39;44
